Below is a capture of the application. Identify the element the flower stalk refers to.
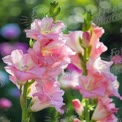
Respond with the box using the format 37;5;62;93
84;99;90;122
20;82;30;122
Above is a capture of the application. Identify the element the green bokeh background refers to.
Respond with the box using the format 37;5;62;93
0;0;122;121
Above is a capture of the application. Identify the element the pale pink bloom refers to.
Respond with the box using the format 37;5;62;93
65;31;83;53
73;118;81;122
64;31;84;70
90;23;104;45
28;39;74;77
78;71;107;98
87;58;122;99
72;99;84;116
87;57;113;73
25;17;65;41
78;57;122;99
65;24;107;70
30;78;64;113
111;55;122;64
65;23;106;58
92;97;118;122
90;41;107;61
90;23;107;60
0;98;12;109
2;50;45;85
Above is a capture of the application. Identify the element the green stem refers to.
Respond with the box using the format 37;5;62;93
85;99;90;122
78;53;87;76
82;62;87;76
20;82;30;122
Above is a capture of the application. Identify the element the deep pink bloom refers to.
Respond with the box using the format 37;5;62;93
92;97;118;122
29;78;64;113
2;50;45;85
0;98;12;109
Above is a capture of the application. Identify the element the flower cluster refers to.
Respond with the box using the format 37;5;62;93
2;17;74;116
60;23;122;121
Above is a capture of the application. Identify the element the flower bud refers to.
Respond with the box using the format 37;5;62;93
73;118;81;122
72;99;84;115
82;31;91;47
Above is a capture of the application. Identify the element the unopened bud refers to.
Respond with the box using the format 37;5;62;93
82;31;91;47
72;99;84;116
73;118;81;122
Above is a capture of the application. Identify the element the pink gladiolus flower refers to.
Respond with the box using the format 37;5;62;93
72;99;84;115
30;78;64;113
65;31;83;53
87;58;122;99
2;50;45;85
90;23;107;60
111;55;122;64
90;23;104;44
77;57;122;99
25;17;65;41
65;24;107;70
90;41;107;61
92;97;118;122
0;98;12;109
78;72;107;98
25;17;74;78
28;38;74;77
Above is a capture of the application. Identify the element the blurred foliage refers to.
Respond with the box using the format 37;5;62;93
0;0;122;121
